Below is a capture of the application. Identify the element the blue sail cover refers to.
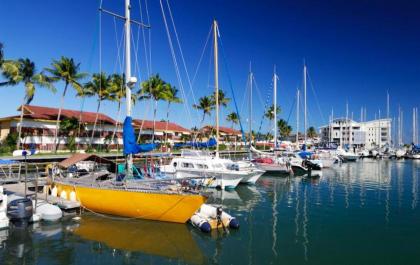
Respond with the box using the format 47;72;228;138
174;138;217;149
123;116;157;155
299;144;312;159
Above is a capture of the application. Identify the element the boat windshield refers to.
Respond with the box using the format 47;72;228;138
181;149;211;157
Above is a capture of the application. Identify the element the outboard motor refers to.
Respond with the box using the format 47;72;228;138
7;198;33;228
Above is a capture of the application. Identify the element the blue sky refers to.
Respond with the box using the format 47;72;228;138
1;0;419;141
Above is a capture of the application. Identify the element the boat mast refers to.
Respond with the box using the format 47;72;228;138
296;88;299;145
273;66;277;149
125;0;133;177
249;62;253;154
303;63;307;144
213;20;220;156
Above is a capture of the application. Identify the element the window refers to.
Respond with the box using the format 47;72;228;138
182;162;194;168
196;164;208;169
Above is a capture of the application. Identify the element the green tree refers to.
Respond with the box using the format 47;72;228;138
45;56;87;152
226;112;239;129
138;74;170;142
59;117;79;152
80;72;112;146
162;85;182;145
193;96;215;123
211;89;230;108
107;74;125;144
277;119;292;139
1;58;55;149
264;104;281;121
307;126;317;139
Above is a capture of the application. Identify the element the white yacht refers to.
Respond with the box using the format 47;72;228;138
161;150;265;189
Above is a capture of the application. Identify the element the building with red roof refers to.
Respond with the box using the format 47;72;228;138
0;105;192;152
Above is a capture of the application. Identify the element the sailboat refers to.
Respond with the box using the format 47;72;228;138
161;20;264;188
250;67;291;175
51;0;207;223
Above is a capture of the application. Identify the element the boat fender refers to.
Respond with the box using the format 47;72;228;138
69;191;76;202
228;217;240;229
60;190;67;200
51;186;58;197
190;214;211;233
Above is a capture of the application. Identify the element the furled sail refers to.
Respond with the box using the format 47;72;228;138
123;116;157;155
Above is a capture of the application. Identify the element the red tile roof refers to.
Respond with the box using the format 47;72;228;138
18;105;116;125
201;125;242;135
132;119;190;133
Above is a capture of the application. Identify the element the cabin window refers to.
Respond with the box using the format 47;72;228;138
196;164;208;169
182;162;194;168
173;162;177;168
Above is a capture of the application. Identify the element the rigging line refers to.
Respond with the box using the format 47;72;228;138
252;74;269;117
113;17;125;74
191;25;213;86
307;69;326;125
138;0;151;77
166;0;200;120
239;75;250;121
131;26;141;83
218;35;246;143
144;0;152;74
159;0;194;129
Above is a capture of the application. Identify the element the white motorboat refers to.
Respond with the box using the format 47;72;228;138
337;148;359;162
395;149;406;158
161;150;264;189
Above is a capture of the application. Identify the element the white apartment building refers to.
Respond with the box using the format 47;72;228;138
319;118;392;149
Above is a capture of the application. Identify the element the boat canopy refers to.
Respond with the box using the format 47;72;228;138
0;159;18;165
123;116;158;155
59;153;116;171
174;138;217;149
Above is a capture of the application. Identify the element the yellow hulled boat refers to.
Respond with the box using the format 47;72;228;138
55;179;207;223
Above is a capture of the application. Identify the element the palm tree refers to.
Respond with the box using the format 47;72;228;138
80;72;112;146
193;96;215;124
108;74;125;144
45;56;87;152
277;119;292;139
307;126;317;139
138;74;170;142
1;58;55;149
59;117;79;152
264;104;281;121
226;112;239;129
211;89;230;108
162;85;182;146
226;112;239;149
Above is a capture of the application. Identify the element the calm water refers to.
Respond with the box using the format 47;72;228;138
1;159;419;264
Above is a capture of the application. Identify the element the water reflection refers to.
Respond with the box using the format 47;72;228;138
71;214;205;264
1;160;420;264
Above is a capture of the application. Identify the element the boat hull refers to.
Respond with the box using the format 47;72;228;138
240;171;264;184
164;170;244;190
54;182;207;223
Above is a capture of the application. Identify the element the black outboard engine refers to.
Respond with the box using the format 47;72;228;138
7;198;33;228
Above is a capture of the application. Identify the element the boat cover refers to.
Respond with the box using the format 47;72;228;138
173;138;217;149
123;116;157;155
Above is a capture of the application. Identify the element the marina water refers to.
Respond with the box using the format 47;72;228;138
1;159;419;264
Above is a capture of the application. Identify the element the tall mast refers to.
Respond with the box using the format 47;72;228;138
303;63;307;143
125;0;133;176
296;88;299;144
213;20;219;156
249;62;253;150
273;66;277;149
387;91;390;119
